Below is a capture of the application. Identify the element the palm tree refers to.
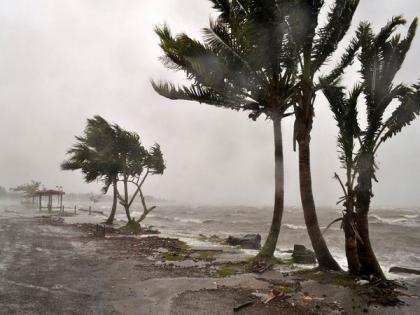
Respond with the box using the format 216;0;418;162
286;0;360;270
152;0;300;260
320;81;362;274
61;116;120;225
322;16;420;279
354;16;419;279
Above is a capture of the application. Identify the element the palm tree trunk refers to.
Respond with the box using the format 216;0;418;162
258;117;284;259
105;180;118;225
343;212;360;274
356;187;385;279
298;140;341;271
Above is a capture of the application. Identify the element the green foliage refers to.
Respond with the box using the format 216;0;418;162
61;116;118;193
163;253;185;261
217;265;238;277
62;116;166;191
125;220;141;234
10;180;41;198
323;16;420;205
153;0;306;120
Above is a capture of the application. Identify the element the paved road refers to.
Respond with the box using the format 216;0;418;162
0;213;114;315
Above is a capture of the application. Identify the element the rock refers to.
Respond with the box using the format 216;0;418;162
292;244;316;264
226;234;261;250
389;266;420;275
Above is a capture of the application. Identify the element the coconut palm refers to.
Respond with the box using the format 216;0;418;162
283;0;361;270
322;16;420;279
62;116;120;224
152;0;301;260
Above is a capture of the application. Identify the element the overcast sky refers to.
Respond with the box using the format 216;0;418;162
0;0;419;207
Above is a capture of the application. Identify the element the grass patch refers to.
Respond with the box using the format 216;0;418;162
217;263;248;277
176;242;190;251
125;221;141;234
163;253;186;261
217;266;238;277
198;251;217;260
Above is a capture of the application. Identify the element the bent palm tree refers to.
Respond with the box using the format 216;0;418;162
62;116;120;224
152;1;300;259
322;16;420;279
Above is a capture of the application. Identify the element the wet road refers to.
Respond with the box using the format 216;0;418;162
0;213;113;314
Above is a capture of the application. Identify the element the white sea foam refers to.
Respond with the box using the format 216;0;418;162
284;224;306;230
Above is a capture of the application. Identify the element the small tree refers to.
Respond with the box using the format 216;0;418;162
112;125;166;224
10;180;41;203
62;116;120;224
62;116;166;226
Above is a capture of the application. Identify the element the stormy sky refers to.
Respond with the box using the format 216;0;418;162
0;0;419;207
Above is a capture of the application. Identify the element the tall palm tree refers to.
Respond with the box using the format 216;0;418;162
62;116;120;224
322;16;420;279
286;0;360;270
152;0;300;260
354;16;419;279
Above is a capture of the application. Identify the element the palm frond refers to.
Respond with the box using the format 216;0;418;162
312;0;360;74
381;83;420;142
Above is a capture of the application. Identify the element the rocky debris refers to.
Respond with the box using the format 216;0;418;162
389;266;420;275
226;234;261;250
292;245;316;264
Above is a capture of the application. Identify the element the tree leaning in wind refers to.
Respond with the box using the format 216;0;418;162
61;116;120;224
62;116;166;227
152;0;301;260
279;0;361;270
322;16;420;279
112;125;166;225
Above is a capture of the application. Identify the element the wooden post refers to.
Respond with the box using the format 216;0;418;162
39;195;41;211
74;205;77;215
89;206;92;215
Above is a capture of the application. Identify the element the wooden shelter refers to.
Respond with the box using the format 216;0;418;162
35;189;65;212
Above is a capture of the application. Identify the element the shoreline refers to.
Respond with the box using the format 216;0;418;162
45;213;420;314
1;204;420;314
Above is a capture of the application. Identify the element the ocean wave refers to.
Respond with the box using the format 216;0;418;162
369;214;419;227
147;215;213;224
403;214;419;219
284;224;306;230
